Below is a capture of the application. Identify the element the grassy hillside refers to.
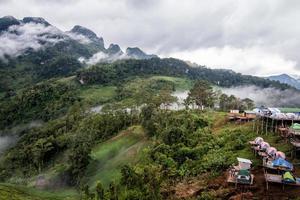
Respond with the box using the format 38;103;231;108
78;85;117;105
149;76;193;91
84;126;149;188
0;184;78;200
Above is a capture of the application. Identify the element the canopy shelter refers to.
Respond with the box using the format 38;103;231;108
237;157;252;170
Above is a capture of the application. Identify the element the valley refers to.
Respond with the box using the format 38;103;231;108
1;14;300;200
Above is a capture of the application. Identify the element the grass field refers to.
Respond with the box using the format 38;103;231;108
78;85;116;105
149;76;194;91
85;125;149;189
0;183;78;200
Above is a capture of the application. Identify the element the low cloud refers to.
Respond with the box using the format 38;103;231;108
221;85;300;107
65;31;91;44
79;51;128;65
0;22;64;59
0;135;16;154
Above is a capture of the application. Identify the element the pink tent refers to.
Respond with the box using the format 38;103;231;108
254;137;264;145
260;142;270;151
275;151;286;159
267;147;277;157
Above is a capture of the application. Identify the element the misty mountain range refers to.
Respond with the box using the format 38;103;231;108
0;16;156;63
0;15;158;91
0;15;299;98
266;74;300;90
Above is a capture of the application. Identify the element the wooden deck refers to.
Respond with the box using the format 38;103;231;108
264;171;300;190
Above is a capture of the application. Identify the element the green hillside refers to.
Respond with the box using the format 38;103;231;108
85;126;149;188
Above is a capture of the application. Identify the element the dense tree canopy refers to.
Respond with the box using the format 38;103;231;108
77;58;293;90
187;80;216;109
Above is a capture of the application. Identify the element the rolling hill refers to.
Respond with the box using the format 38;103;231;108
266;73;300;89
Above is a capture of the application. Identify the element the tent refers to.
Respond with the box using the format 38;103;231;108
254;137;264;145
267;147;277;158
286;113;297;119
272;158;293;170
260;142;270;151
237;157;252;170
275;151;286;159
283;172;296;184
237;169;252;184
270;113;287;120
291;123;300;130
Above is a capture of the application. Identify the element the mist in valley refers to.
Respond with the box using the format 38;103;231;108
221;85;300;107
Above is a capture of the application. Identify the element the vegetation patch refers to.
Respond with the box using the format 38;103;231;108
78;85;116;105
85;126;149;188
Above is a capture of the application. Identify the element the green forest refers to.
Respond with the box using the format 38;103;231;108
0;56;299;200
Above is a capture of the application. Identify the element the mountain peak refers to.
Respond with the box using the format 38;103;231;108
267;73;300;90
2;15;17;20
70;25;104;48
22;17;50;26
0;15;21;32
71;25;98;39
107;44;123;55
126;47;157;59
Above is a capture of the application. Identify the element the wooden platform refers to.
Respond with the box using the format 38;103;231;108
264;172;300;190
263;160;293;171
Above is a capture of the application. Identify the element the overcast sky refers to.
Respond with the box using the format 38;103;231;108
1;0;300;76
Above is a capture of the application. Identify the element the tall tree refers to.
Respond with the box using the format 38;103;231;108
242;98;255;110
187;80;216;109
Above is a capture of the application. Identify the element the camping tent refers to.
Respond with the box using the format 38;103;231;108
237;157;252;170
275;151;286;159
237;169;252;184
267;147;277;158
291;123;300;130
283;171;296;184
254;137;264;145
272;158;293;170
260;142;270;151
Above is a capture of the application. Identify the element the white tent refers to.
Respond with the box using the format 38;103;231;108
237;157;252;170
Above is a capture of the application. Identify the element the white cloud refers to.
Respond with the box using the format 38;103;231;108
65;32;91;44
0;22;63;59
80;51;128;65
1;0;300;75
222;85;300;107
167;46;298;76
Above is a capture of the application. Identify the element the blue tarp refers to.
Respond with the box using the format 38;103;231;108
272;158;293;170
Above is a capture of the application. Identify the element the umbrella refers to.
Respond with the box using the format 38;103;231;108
272;158;293;170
